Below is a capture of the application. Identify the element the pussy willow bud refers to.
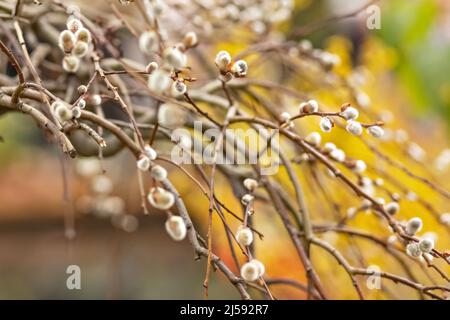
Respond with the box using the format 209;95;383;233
164;46;187;70
384;202;400;215
346;120;363;136
330;149;346;162
418;238;434;253
144;145;157;160
75;28;91;43
183;32;198;48
243;178;258;192
340;106;359;120
250;259;265;277
165;216;187;241
215;50;231;72
62;55;80;73
406;217;423;235
352;160;367;174
230;60;248;77
374;178;384;186
77;98;86;109
240;261;259;282
58;30;76;53
72;41;89;57
299;99;319;113
171;80;187;97
137;155;151;171
147;187;175;210
236;226;253;246
323;142;337;153
90;94;102;106
406;242;421;258
67;16;83;33
305;132;321;146
319;117;332;132
367;126;384;138
298;39;313;53
139;31;159;54
145;61;158;74
53;101;72;123
151;165;167;181
72;106;81;119
408;143;426;161
279;112;291;123
148;69;171;94
77;85;87;94
241;194;254;205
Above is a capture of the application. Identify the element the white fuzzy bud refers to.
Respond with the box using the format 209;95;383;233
164;46;187;70
148;187;175;210
165;216;187;241
353;160;367;174
77;98;86;109
319;117;332;132
62;55;80;73
145;61;158;74
330;149;346;162
77;85;87;94
440;213;450;225
72;41;89;57
240;261;259;282
298;39;313;53
243;178;258;192
139;31;159;54
67;16;83;33
299;99;319;113
230;60;248;77
241;194;254;205
72;106;81;119
305;132;321;146
90;94;102;106
418;238;434;253
148;69;171;94
58;30;76;53
406;242;422;258
408;143;426;161
215;50;232;72
384;202;400;215
137;155;150;171
346;120;363;136
279;112;291;123
340;106;359;120
171;80;187;97
406;217;423;235
75;28;91;44
367;125;384;138
151;165;167;181
144;145;157;160
183;32;198;48
53;101;72;123
236;226;253;246
374;178;384;186
250;259;265;277
323;142;337;153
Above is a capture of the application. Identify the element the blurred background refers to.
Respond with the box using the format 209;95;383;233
0;0;449;299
